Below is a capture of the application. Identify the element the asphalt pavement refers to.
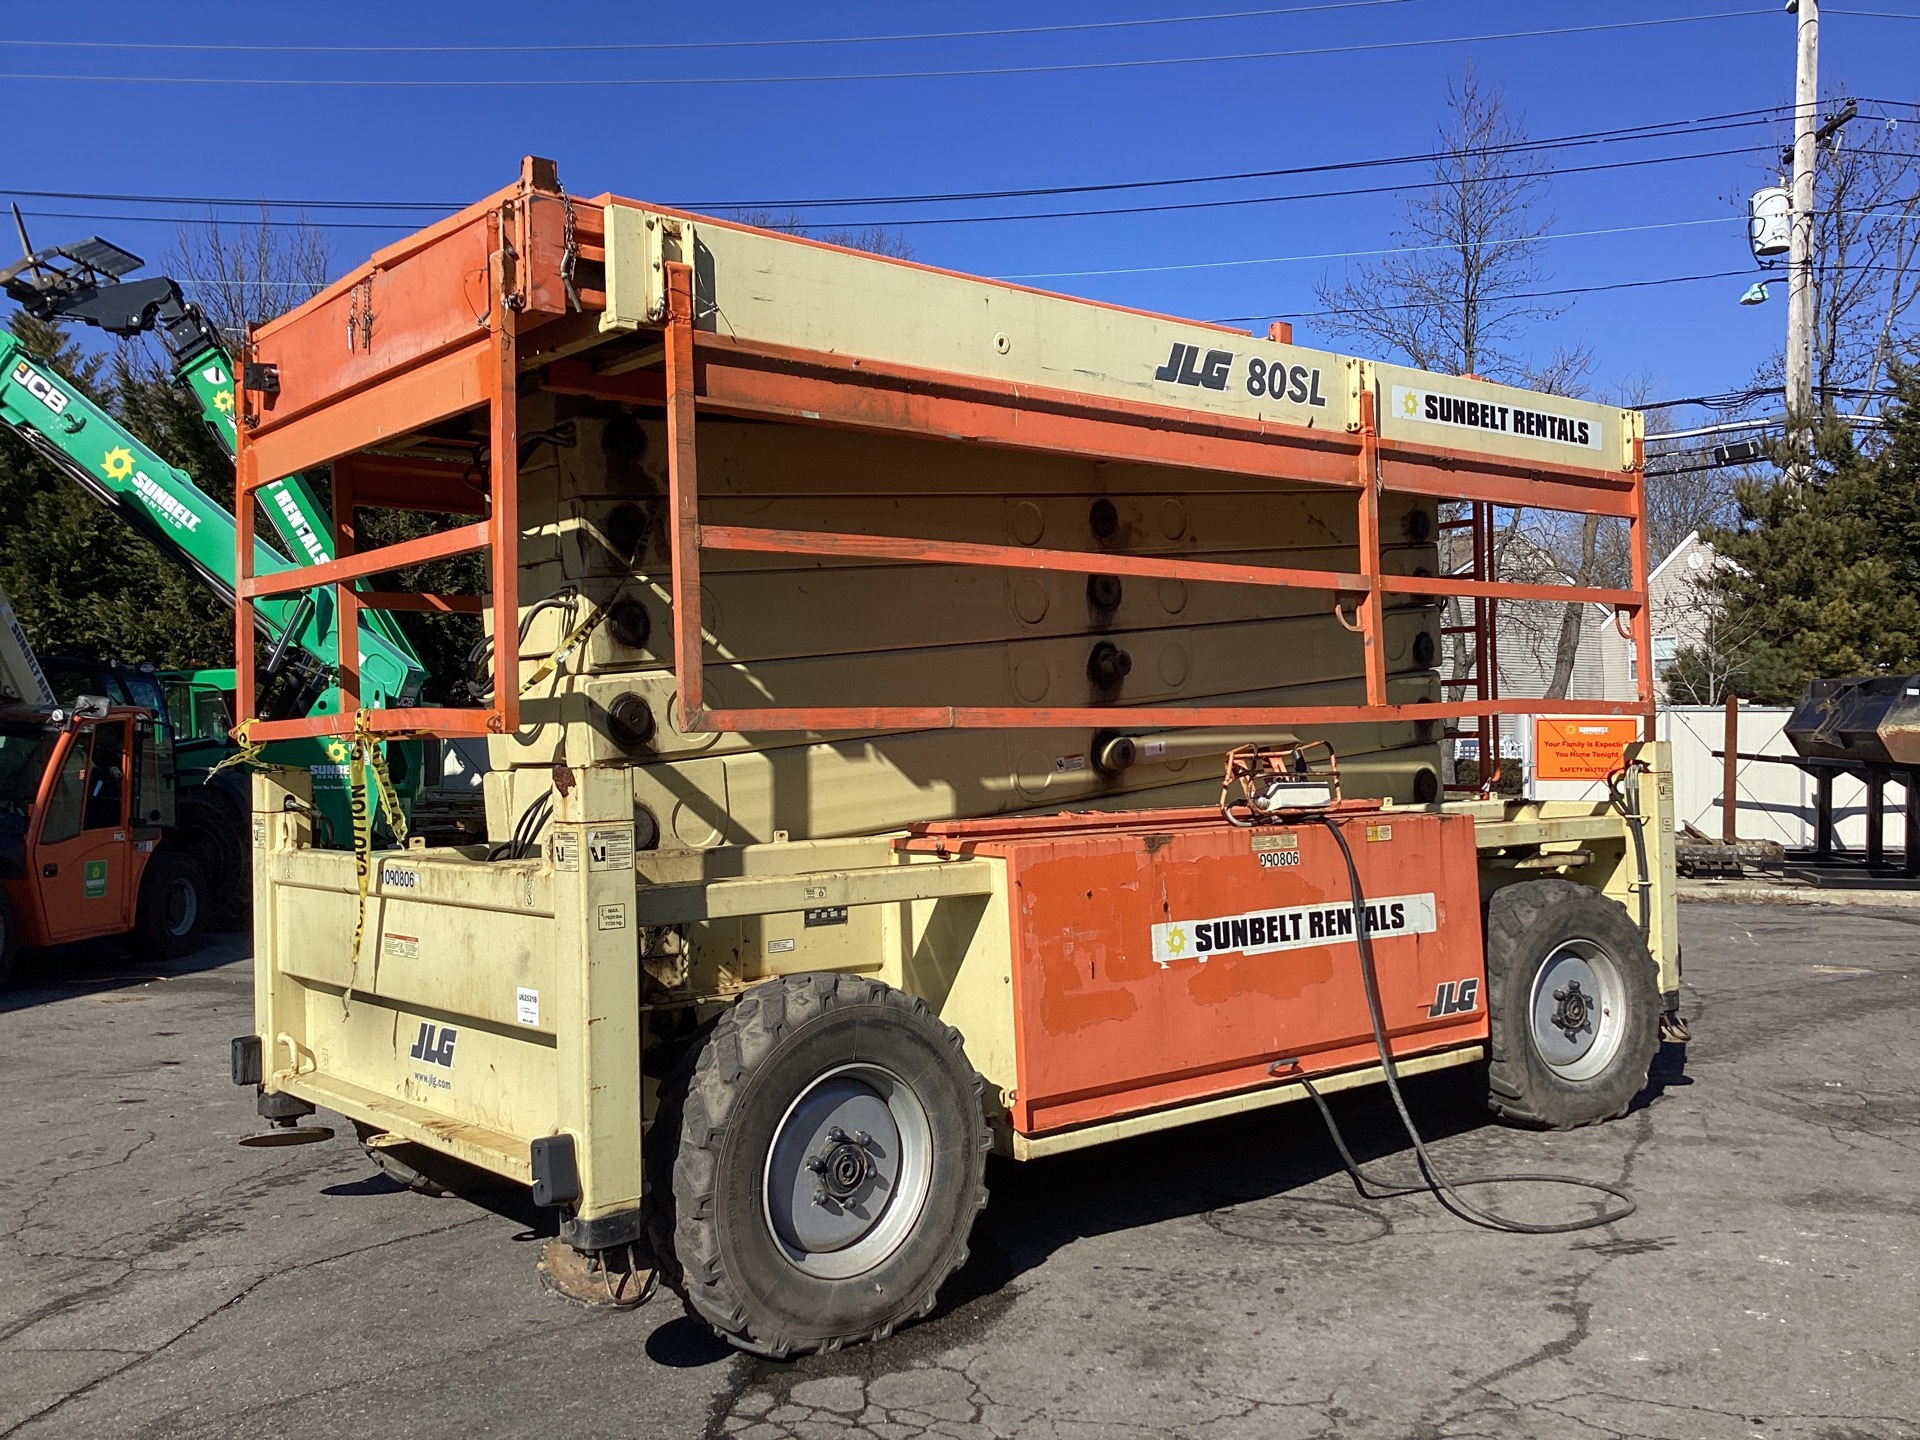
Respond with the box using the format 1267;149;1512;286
1;903;1915;1440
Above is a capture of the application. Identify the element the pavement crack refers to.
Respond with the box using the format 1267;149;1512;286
2;1132;157;1249
0;1214;488;1438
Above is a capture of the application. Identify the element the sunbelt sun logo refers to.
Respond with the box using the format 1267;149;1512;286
1151;892;1438;967
101;448;202;532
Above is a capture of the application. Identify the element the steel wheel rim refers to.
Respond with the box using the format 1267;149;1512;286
763;1061;933;1280
164;877;197;937
1529;938;1625;1082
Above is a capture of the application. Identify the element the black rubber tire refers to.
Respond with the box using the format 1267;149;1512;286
351;1122;454;1197
132;849;207;960
649;973;990;1358
1484;879;1660;1130
176;790;249;929
0;887;17;989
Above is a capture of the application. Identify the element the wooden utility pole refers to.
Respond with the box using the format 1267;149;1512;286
1786;0;1819;423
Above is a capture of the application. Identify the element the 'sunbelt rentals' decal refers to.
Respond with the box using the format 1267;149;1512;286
1151;892;1438;967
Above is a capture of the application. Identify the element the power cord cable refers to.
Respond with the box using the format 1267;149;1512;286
1295;814;1635;1235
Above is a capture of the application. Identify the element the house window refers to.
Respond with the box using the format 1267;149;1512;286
1652;635;1679;678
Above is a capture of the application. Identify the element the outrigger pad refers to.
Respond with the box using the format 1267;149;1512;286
537;1238;657;1311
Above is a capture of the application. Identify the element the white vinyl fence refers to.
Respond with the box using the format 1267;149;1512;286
1660;706;1919;852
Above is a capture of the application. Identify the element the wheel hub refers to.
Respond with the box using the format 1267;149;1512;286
166;878;196;934
807;1126;876;1206
764;1063;934;1280
1551;979;1594;1040
1528;939;1625;1080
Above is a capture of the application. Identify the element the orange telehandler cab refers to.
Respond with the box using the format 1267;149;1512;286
0;695;206;982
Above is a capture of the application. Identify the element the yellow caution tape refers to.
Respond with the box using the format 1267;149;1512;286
341;710;413;1016
207;717;268;776
518;596;612;696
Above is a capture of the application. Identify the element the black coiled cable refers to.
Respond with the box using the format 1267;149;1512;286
1299;814;1636;1235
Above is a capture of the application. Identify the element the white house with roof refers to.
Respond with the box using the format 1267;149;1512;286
1442;530;1723;761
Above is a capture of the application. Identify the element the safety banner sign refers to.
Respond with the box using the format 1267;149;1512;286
1534;718;1640;781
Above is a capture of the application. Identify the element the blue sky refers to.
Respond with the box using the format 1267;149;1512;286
6;1;1917;404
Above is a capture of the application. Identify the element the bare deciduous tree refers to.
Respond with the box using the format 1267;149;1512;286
725;210;915;260
1318;69;1626;712
1731;95;1920;419
1314;67;1564;384
167;209;332;343
1660;586;1770;707
1808;103;1920;412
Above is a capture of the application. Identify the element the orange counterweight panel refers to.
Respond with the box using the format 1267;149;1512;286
914;808;1485;1136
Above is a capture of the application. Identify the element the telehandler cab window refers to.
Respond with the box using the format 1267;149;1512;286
84;724;125;831
0;725;60;868
130;718;169;827
168;685;231;745
38;728;90;846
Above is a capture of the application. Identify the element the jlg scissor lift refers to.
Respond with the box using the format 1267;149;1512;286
229;159;1676;1357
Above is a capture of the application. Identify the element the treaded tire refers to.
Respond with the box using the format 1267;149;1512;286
1484;878;1660;1130
649;973;990;1358
0;887;17;988
133;849;207;960
351;1122;455;1197
176;790;249;929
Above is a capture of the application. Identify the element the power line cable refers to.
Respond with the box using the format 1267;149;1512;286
1003;216;1744;280
0;1;1419;53
1;144;1770;239
1218;269;1759;323
24;144;1914;248
1220;260;1918;323
0;106;1793;219
1002;197;1920;280
701;113;1790;210
13;209;413;234
9;141;1822;237
844;145;1800;229
0;10;1783;89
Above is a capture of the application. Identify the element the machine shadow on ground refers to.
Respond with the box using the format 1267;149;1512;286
640;1053;1700;1373
0;929;250;1013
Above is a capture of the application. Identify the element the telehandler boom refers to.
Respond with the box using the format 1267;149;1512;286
0;228;432;853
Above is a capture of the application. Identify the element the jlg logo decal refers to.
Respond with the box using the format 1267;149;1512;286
1150;343;1329;407
408;1023;458;1067
1426;978;1480;1017
1153;341;1234;392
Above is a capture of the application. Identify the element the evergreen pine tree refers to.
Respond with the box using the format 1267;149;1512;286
1675;367;1920;704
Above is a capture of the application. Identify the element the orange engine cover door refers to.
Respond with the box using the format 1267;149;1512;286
989;809;1487;1136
